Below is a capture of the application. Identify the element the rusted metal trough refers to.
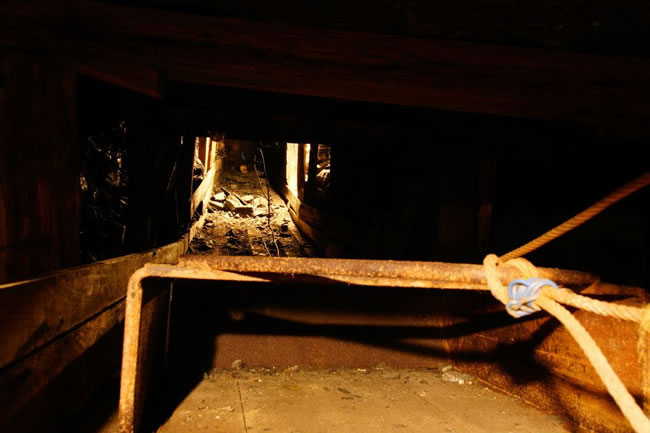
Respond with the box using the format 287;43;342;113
116;254;649;433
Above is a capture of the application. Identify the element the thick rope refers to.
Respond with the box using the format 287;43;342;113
536;296;650;433
546;287;646;322
639;305;650;413
488;255;645;321
501;172;650;261
481;174;650;430
484;254;650;433
479;265;645;322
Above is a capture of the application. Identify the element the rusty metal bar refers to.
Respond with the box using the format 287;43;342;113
176;255;596;288
119;254;597;433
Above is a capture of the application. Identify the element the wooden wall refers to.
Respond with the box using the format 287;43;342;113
0;52;80;283
0;133;215;432
0;50;216;431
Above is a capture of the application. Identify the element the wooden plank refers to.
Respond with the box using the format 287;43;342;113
189;212;208;242
190;135;222;217
288;208;329;253
0;2;160;98
2;1;650;131
190;165;216;216
0;238;188;370
297;143;306;201
448;295;646;433
78;58;161;99
209;138;218;169
282;184;371;250
305;143;319;205
0;301;125;431
285;185;336;241
204;138;211;171
0;209;208;432
0;51;80;283
130;282;172;433
195;137;208;174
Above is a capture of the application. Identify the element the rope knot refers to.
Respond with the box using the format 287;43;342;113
483;254;558;319
506;278;558;318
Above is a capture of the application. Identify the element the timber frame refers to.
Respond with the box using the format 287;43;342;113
2;1;650;140
2;1;650;432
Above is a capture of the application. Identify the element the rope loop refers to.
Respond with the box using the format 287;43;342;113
506;277;558;318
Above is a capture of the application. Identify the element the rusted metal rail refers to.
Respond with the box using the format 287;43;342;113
119;254;597;433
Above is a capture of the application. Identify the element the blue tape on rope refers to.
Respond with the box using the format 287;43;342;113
506;278;558;318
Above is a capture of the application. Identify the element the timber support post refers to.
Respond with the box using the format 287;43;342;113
0;51;80;283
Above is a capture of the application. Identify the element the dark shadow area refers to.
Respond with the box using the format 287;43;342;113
105;0;650;58
1;320;123;433
138;281;219;433
135;277;633;432
65;373;121;433
215;309;535;341
77;77;131;264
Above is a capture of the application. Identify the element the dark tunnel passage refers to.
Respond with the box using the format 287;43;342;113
3;5;650;430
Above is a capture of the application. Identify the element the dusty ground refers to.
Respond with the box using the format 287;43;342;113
190;166;315;258
154;366;569;433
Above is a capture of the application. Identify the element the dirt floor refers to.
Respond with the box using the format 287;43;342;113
153;365;569;433
190;165;316;258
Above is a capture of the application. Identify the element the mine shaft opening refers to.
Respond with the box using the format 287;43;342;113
187;138;327;258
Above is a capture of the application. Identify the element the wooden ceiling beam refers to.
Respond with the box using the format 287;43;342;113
1;1;650;129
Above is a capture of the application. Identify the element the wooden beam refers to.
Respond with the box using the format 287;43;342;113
297;143;306;201
190;134;221;219
2;1;650;132
178;136;197;229
0;301;125;432
281;185;371;256
195;137;208;174
304;143;319;205
204;138;211;171
77;59;160;99
0;237;189;370
0;51;80;283
449;297;647;433
190;165;217;217
0;2;161;98
0;211;209;431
